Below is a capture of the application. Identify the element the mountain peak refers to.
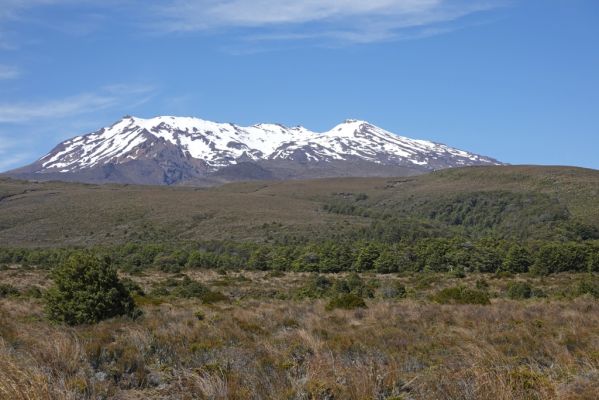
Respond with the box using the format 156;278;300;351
8;115;503;186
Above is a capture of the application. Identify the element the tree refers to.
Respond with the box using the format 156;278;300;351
374;248;399;273
502;245;532;273
532;243;588;275
588;247;599;273
45;253;139;325
353;242;381;272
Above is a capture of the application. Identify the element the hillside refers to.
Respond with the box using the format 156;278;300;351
1;165;598;247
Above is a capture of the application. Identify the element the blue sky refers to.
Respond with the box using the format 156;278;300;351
0;0;598;171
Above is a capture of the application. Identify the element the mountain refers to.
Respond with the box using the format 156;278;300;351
6;116;503;185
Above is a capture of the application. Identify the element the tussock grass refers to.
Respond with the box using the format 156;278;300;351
0;269;598;399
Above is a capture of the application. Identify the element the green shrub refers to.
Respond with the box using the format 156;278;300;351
574;277;599;298
0;283;19;298
432;286;490;305
333;273;375;298
381;281;407;299
45;253;139;325
158;276;229;304
295;275;332;299
325;293;367;311
507;282;533;299
194;310;205;321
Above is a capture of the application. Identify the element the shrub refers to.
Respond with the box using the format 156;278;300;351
432;286;490;305
325;293;367;311
507;282;533;299
194;310;205;321
588;250;599;272
160;277;228;304
574;277;599;298
295;275;332;299
333;273;375;298
0;283;19;298
45;253;139;325
381;281;407;299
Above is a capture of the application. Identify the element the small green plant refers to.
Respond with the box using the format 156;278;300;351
45;253;139;325
155;276;229;304
432;286;490;305
507;282;533;299
381;281;407;299
574;277;599;298
194;310;205;321
0;283;19;298
325;293;367;310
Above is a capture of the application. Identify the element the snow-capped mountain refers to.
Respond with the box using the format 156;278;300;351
7;116;502;185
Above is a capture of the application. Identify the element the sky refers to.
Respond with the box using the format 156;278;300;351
0;0;598;171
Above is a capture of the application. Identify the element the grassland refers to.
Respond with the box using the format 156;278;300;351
1;165;598;247
1;266;598;400
1;165;599;399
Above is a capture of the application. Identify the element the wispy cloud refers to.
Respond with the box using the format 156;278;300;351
154;0;501;44
0;84;155;123
0;64;20;79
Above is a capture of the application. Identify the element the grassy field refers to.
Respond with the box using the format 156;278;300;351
1;266;598;400
1;165;598;399
1;165;598;247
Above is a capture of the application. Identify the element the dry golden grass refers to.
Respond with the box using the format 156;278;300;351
0;269;598;399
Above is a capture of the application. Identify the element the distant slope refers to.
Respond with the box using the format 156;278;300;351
5;116;501;185
0;166;598;247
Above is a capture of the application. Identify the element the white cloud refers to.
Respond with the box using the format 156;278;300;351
155;0;501;43
0;84;155;123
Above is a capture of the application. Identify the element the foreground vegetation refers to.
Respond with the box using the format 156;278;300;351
1;266;598;399
1;166;599;398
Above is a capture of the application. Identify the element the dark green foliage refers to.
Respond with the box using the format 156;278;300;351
295;275;333;299
413;191;570;239
502;245;532;273
532;243;589;275
45;253;139;325
248;247;271;270
0;283;19;298
588;249;599;272
325;293;367;311
507;282;533;299
353;242;381;271
432;286;490;305
573;277;599;298
332;273;375;298
150;276;228;303
374;248;400;273
121;278;145;297
381;281;407;299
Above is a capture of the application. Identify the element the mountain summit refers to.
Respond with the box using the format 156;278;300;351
7;116;502;185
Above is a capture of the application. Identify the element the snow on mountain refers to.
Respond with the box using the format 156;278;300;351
37;116;500;174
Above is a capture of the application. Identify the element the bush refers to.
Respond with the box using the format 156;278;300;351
502;245;531;273
381;281;407;299
325;293;367;311
574;277;599;298
432;286;490;305
158;276;228;304
295;275;333;299
507;282;533;299
0;283;19;298
45;253;139;325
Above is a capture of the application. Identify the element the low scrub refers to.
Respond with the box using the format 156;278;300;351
325;293;367;310
432;286;490;305
506;281;546;299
